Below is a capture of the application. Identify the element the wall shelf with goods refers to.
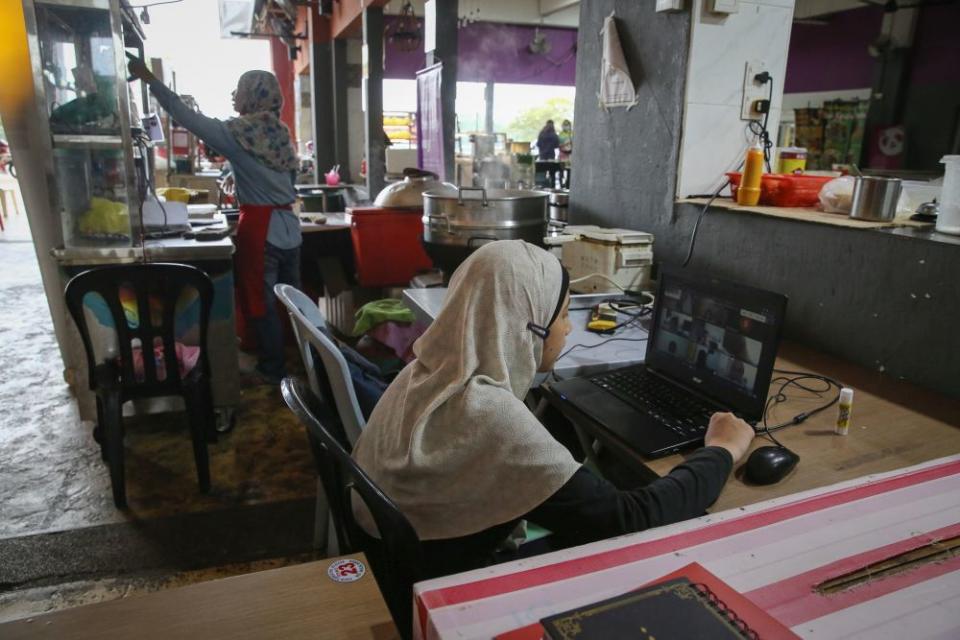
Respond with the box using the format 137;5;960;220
384;111;417;149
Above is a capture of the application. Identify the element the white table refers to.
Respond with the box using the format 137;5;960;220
414;455;960;640
402;288;648;381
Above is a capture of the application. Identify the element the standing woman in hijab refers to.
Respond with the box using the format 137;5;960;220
351;240;756;578
558;119;573;162
127;57;301;383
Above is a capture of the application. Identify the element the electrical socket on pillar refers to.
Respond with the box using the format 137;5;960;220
740;59;769;121
656;0;684;12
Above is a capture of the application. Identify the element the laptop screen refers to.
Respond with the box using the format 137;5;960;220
646;269;787;420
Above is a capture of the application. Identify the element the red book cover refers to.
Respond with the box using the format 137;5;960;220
495;562;799;640
494;622;545;640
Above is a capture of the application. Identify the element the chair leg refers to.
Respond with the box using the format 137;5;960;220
94;397;108;462
101;391;126;509
183;385;211;493
312;478;330;552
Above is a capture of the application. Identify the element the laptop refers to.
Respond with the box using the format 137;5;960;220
551;268;788;458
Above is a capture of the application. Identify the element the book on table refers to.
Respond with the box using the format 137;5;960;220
495;562;799;640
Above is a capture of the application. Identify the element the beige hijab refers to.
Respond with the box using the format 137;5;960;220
351;241;581;540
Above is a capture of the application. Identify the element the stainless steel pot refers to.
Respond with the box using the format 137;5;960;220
373;168;454;209
547;189;569;222
850;176;902;222
422;186;548;250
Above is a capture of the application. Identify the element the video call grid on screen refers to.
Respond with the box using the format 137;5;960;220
653;284;774;395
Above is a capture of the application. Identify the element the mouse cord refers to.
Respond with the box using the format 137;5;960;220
758;369;843;446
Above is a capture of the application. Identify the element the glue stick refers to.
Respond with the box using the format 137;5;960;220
835;388;854;435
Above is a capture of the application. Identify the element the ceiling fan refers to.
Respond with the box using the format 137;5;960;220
528;28;552;55
858;0;958;13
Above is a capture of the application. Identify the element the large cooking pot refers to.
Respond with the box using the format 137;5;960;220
422;186;548;248
373;168;454;209
546;189;569;222
422;186;549;276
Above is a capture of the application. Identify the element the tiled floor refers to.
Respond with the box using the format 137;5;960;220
0;178;320;622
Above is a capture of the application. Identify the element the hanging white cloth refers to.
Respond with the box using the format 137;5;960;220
599;12;639;110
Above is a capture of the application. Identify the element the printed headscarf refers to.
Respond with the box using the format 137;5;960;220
351;241;581;540
225;70;299;172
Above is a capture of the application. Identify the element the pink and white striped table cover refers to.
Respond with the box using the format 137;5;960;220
413;454;960;640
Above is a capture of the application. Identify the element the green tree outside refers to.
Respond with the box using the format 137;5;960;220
502;97;574;144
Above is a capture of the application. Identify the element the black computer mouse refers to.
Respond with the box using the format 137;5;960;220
744;446;800;485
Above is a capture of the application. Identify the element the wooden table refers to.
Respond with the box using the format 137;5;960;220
301;212;351;234
545;340;960;513
0;554;398;640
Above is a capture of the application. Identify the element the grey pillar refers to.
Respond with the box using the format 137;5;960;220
331;38;350;182
309;13;335;183
426;0;458;181
363;6;386;198
484;81;494;134
310;41;335;181
861;9;919;166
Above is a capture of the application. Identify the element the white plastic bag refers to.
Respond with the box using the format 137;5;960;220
819;176;856;214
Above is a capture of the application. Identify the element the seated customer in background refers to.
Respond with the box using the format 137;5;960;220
351;240;755;578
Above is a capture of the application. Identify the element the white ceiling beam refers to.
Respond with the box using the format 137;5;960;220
794;0;867;20
539;0;579;17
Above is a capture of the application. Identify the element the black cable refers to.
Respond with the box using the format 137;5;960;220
556;337;647;364
747;74;775;172
681;179;730;268
127;0;184;7
758;369;843;446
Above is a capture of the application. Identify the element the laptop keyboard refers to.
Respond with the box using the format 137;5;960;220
591;368;716;440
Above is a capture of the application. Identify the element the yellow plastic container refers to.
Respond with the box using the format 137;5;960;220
777;147;808;174
156;187;191;204
737;142;764;206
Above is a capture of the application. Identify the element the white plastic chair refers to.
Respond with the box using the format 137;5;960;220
274;284;367;553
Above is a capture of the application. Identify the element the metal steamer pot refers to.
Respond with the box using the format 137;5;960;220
422;186;548;247
421;186;549;274
547;189;569;222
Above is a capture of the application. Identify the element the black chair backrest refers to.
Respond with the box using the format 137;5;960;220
281;377;422;639
65;263;214;394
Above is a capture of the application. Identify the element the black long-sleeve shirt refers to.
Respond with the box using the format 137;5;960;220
420;447;733;578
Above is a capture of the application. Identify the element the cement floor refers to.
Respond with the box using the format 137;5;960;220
0;181;320;622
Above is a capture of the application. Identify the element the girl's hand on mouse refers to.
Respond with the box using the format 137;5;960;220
704;412;754;464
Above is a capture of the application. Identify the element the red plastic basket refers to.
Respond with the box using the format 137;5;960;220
726;172;833;207
348;206;433;287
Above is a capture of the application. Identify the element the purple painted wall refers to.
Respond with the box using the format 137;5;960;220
784;3;960;94
784;6;882;94
384;18;578;86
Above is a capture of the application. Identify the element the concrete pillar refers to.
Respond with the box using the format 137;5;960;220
861;7;919;165
363;5;386;198
426;0;458;181
331;39;351;182
484;81;494;134
309;40;336;181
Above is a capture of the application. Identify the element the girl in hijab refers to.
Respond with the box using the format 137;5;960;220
352;240;755;578
558;119;573;162
127;57;300;384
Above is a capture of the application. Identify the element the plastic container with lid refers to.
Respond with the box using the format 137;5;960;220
937;155;960;235
776;147;808;174
347;206;434;287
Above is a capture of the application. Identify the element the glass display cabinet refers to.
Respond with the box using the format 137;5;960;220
26;0;141;250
